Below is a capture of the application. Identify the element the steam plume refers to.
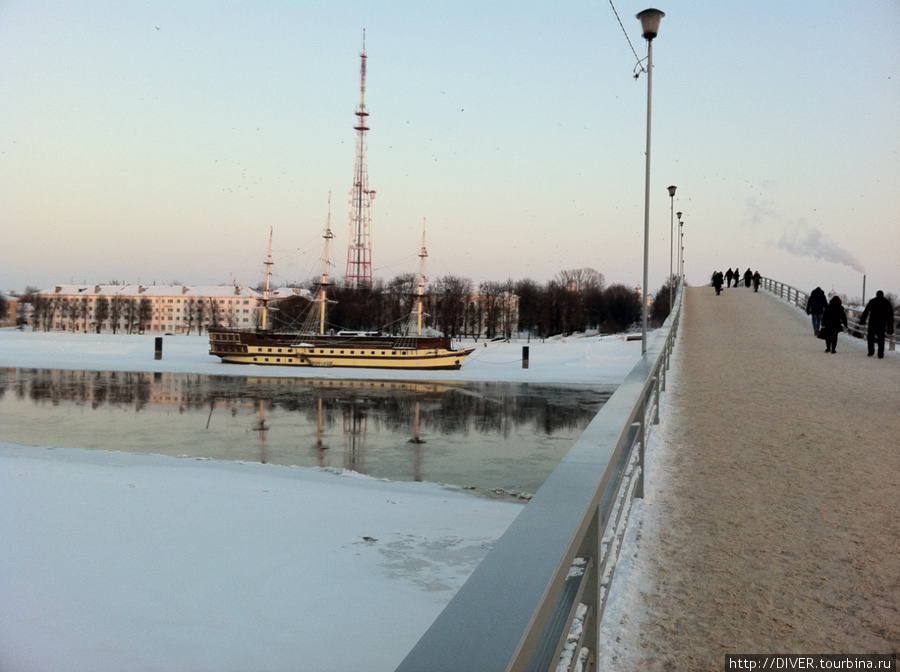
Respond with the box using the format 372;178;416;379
776;220;865;273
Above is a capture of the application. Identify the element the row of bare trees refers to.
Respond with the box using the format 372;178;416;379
31;295;153;334
29;295;231;335
272;268;664;339
21;268;672;339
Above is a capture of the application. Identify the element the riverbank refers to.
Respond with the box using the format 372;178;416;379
0;328;641;385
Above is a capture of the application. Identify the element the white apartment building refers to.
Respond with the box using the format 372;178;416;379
33;284;273;334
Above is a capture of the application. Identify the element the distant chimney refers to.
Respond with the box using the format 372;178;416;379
234;286;240;296
95;285;100;294
138;286;145;294
55;286;61;294
182;286;189;295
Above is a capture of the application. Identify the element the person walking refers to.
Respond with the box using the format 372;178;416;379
821;295;847;354
752;271;761;292
859;290;895;358
725;268;734;288
806;287;827;334
743;268;753;288
712;271;724;295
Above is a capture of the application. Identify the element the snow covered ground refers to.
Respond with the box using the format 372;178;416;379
0;329;642;672
0;329;641;385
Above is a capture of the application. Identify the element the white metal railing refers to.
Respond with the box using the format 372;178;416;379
759;277;897;351
394;285;683;672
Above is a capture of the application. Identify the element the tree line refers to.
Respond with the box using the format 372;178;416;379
18;269;675;338
29;295;228;334
273;268;675;339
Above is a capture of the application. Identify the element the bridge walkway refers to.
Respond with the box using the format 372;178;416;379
599;284;900;669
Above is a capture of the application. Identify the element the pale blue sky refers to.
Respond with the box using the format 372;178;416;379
2;1;898;300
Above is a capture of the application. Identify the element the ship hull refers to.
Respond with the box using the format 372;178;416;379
208;329;474;370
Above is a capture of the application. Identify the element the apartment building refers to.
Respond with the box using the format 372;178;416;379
33;284;267;334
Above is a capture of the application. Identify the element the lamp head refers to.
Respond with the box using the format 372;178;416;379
676;211;682;220
636;8;665;40
667;185;677;197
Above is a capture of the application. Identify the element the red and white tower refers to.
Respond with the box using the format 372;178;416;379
345;31;375;288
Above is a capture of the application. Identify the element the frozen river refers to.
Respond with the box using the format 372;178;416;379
0;367;612;496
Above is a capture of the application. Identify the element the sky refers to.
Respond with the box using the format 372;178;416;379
2;1;899;300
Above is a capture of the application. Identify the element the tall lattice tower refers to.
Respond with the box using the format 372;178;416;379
345;31;375;288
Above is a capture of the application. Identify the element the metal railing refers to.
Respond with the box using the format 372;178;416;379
395;286;683;672
759;277;896;351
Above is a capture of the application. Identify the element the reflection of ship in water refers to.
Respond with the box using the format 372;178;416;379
342;399;367;474
2;367;611;494
3;368;607;437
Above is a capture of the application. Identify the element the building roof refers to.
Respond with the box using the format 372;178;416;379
37;284;312;301
39;284;261;299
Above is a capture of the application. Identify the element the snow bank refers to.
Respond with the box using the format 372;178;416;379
0;444;522;672
0;329;641;385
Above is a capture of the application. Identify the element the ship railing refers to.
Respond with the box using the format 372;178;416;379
394;283;683;672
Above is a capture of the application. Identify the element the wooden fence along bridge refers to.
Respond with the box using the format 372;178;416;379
395;279;900;671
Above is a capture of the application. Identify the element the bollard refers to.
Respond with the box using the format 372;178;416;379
522;345;529;369
154;336;163;360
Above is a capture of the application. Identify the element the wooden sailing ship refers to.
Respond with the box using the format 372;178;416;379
207;221;474;371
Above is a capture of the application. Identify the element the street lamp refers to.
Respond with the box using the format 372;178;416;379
637;8;665;354
676;211;683;281
667;185;677;311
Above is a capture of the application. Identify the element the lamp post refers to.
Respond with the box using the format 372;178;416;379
676;211;683;283
637;8;665;355
667;185;677;311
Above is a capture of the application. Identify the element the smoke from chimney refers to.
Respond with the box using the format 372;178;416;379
776;220;865;273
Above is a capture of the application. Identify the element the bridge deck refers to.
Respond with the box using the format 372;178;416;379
600;285;899;668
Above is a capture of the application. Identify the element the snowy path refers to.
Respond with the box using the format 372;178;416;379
599;286;900;668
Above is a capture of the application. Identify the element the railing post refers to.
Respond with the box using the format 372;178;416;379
653;375;661;425
580;508;601;659
634;421;645;501
660;354;667;392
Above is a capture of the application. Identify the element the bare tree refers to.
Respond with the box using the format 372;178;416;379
478;281;507;339
194;298;208;335
77;297;90;332
94;296;109;333
206;299;221;331
433;274;472;338
109;296;125;334
138;298;152;333
183;299;196;334
123;299;138;334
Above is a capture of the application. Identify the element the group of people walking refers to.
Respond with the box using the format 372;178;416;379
711;268;760;295
806;286;895;357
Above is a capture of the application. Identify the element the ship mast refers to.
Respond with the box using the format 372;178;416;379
345;29;375;289
301;194;336;336
260;226;274;331
318;194;335;334
414;218;428;337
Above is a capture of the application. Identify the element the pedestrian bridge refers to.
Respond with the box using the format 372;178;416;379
596;282;899;668
395;282;899;671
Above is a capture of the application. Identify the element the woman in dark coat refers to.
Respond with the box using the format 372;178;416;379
821;295;848;354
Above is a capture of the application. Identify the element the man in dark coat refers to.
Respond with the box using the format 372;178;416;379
806;286;828;334
859;290;895;358
712;271;724;295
